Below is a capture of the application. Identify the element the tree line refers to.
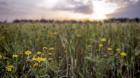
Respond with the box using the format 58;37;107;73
0;18;140;23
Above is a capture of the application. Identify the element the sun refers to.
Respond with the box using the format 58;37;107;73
71;0;119;20
89;0;118;20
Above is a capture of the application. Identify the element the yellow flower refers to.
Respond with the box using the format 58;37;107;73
43;47;48;50
107;47;112;51
53;32;58;35
32;56;46;63
48;53;53;56
37;51;42;55
48;48;54;51
116;48;121;53
12;54;19;58
120;52;127;58
100;38;107;42
0;54;2;59
99;44;103;48
33;63;39;68
32;56;36;61
25;50;32;56
6;65;14;72
76;34;81;37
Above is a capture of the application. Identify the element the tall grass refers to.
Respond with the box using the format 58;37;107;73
0;22;140;78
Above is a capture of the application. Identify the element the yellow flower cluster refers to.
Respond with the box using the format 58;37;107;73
98;38;127;59
32;56;46;63
0;49;51;72
99;38;107;48
47;47;54;62
6;65;14;72
115;48;127;58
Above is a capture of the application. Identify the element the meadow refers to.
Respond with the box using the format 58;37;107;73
0;22;140;78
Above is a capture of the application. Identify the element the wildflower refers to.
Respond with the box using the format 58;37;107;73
32;56;46;63
120;52;127;58
43;47;48;50
48;48;54;51
53;32;58;35
107;47;112;52
0;54;2;59
37;51;42;55
25;50;32;56
12;54;19;58
116;48;121;53
100;38;107;42
99;44;103;48
6;65;14;72
48;53;53;56
48;58;53;62
87;45;92;48
76;34;81;37
32;56;36;61
33;63;39;68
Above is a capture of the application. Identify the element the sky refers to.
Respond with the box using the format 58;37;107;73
0;0;140;21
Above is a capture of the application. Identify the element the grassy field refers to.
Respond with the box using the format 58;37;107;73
0;22;140;78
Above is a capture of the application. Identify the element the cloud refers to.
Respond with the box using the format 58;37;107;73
108;0;140;18
54;0;93;14
36;0;140;15
38;0;93;14
106;0;138;6
0;0;139;21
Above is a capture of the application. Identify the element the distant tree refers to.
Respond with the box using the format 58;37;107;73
3;20;7;23
13;19;20;23
134;18;140;22
40;19;47;22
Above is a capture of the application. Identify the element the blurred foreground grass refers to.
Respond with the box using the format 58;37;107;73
0;22;140;78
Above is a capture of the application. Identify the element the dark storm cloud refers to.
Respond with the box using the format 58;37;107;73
110;0;140;18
